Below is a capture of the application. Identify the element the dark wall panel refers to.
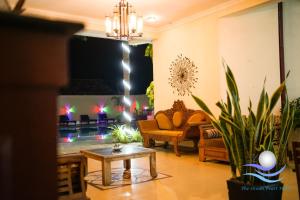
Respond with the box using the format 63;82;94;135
61;36;152;95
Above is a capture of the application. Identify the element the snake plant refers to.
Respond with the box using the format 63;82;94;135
192;64;295;184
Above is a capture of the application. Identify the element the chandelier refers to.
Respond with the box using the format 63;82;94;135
105;0;143;40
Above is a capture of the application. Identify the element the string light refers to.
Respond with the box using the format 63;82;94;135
123;80;131;90
123;111;132;122
122;60;131;73
122;43;131;53
123;96;132;106
122;42;132;123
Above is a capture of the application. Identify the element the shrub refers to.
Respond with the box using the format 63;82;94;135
109;125;143;143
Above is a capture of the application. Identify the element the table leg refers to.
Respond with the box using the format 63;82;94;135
123;159;131;179
149;152;158;178
123;159;131;170
101;159;111;186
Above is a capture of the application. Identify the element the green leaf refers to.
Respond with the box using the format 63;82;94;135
226;70;239;102
219;115;241;131
226;65;239;98
192;95;214;117
256;85;266;122
265;92;269;109
145;44;153;59
227;92;232;115
269;82;285;113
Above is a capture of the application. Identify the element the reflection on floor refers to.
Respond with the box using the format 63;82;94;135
84;144;298;200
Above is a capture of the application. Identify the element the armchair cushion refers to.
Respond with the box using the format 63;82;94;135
172;111;184;128
205;129;222;139
155;113;173;130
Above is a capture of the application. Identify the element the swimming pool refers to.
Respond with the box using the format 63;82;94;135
58;126;113;144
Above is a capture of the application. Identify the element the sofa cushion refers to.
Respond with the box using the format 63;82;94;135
172;111;184;128
187;113;206;124
155;113;173;130
144;130;183;137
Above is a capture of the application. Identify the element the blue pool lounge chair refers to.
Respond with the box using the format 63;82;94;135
98;113;116;126
80;115;97;125
59;115;77;126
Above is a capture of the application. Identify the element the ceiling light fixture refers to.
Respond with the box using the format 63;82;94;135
105;0;143;40
145;15;159;23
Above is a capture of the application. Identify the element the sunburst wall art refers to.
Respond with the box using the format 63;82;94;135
168;54;198;96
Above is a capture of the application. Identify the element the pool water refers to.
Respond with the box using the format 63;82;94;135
58;126;113;144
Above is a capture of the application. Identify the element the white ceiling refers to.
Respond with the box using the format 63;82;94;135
23;0;231;28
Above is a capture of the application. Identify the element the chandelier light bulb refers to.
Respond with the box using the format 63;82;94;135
105;17;112;35
137;16;143;35
112;13;120;34
129;13;137;33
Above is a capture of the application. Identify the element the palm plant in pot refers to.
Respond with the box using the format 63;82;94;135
192;65;295;200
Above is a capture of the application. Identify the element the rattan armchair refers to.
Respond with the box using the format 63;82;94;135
198;123;228;162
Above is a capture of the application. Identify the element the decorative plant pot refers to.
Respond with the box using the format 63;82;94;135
227;179;283;200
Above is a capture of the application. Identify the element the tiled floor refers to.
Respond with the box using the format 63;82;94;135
82;143;298;200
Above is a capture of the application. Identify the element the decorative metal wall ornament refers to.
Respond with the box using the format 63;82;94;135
168;54;198;96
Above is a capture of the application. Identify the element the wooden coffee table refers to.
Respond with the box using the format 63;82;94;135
80;146;157;186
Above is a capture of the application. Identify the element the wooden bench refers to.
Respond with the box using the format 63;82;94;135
137;100;210;156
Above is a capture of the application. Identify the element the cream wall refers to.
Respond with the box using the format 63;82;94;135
153;15;221;114
153;0;274;114
284;0;300;100
218;3;280;113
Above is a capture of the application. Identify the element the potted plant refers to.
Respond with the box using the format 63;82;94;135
109;124;143;144
145;43;153;60
288;97;300;157
146;81;154;119
146;81;154;108
290;97;300;128
192;64;295;200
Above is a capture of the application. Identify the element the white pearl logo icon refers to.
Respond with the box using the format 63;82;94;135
259;150;276;169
